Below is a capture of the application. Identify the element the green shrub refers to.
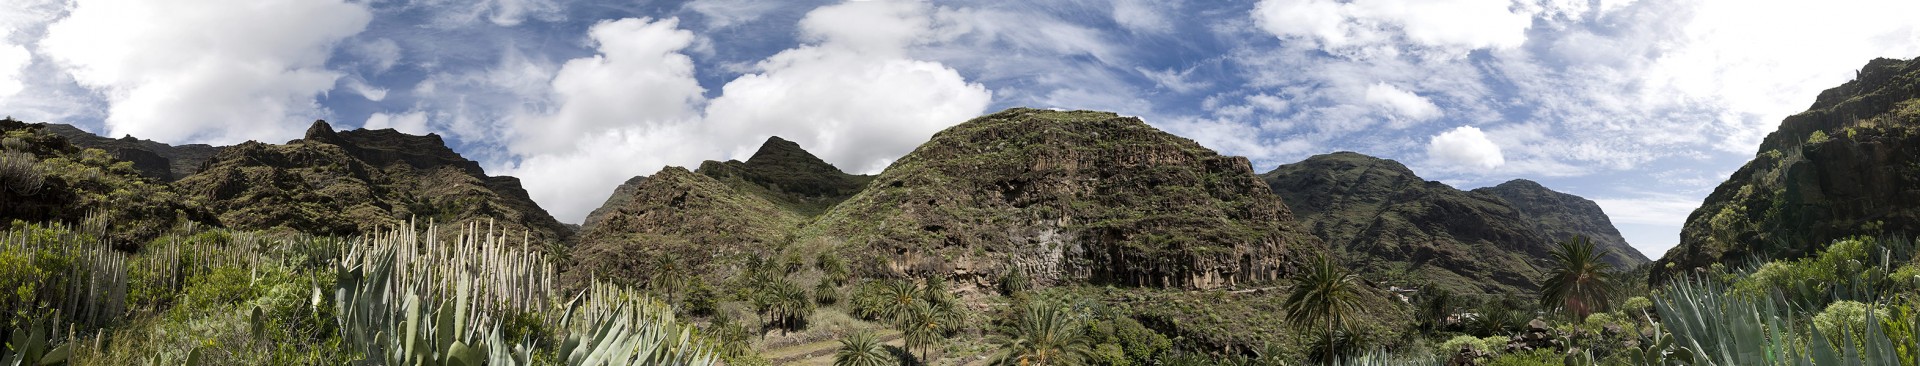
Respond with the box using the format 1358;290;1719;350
1483;348;1559;366
1808;130;1832;145
1813;301;1888;347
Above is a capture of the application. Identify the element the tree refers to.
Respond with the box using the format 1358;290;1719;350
1283;254;1365;365
1539;236;1616;320
901;301;960;362
993;301;1091;366
834;331;894;366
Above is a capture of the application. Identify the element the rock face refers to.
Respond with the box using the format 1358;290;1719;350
809;108;1316;289
1263;152;1643;295
1656;57;1920;282
40;123;222;181
696;136;873;217
1474;179;1648;266
570;167;801;285
173;120;570;243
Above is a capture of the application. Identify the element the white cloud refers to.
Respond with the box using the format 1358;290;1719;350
1633;0;1920;152
1112;0;1174;34
39;0;371;144
342;77;388;101
1363;82;1440;121
350;38;402;73
511;17;704;156
412;0;565;27
500;1;991;224
364;111;430;135
705;0;991;173
682;0;785;29
1252;0;1535;59
1427;125;1505;170
1592;195;1701;227
0;29;28;99
1138;66;1208;93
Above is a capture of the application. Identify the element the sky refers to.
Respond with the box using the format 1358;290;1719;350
3;0;1918;259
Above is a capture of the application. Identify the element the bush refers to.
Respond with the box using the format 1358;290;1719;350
1812;301;1887;345
1484;348;1560;366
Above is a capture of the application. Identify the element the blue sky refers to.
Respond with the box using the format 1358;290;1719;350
3;0;1918;259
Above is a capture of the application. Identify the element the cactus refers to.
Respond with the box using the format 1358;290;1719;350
3;316;71;366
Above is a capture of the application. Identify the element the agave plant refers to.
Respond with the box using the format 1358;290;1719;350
554;281;719;366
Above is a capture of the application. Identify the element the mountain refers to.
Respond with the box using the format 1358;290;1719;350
1;118;213;247
696;136;873;217
1656;57;1920;282
581;176;648;232
808;108;1317;289
38;124;222;181
569;166;802;285
1262;152;1642;295
172;120;570;243
1474;179;1649;266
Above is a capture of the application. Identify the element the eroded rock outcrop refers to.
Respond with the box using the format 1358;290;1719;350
39;123;222;181
174;120;570;243
809;108;1317;289
1656;57;1920;282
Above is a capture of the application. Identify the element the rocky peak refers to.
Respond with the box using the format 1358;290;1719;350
581;175;650;232
175;122;569;244
691;135;872;216
302;120;346;145
808;108;1316;289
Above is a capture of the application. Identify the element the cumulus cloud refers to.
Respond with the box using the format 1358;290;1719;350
511;17;704;156
1252;0;1535;59
500;0;990;223
0;29;27;99
704;0;991;173
1363;82;1440;122
350;38;402;74
1426;125;1505;170
39;0;371;144
364;111;430;135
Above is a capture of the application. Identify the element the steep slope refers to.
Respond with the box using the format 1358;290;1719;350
809;108;1316;289
173;120;570;243
1656;57;1920;282
1262;152;1551;295
581;176;648;232
39;124;222;181
1;118;209;247
696;136;873;217
1474;179;1648;266
569;166;802;285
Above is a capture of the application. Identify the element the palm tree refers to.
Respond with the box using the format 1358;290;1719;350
873;279;921;324
993;301;1091;366
901;300;962;362
1538;236;1616;320
834;331;894;366
1283;253;1365;365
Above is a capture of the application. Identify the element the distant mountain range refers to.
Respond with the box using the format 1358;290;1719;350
1263;152;1645;295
